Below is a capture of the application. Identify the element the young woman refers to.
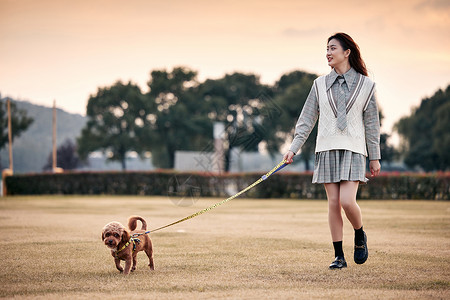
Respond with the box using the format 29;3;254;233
283;33;381;269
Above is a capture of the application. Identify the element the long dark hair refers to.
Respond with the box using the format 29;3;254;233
328;33;368;76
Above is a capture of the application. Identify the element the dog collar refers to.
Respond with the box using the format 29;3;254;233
116;239;132;254
115;238;140;257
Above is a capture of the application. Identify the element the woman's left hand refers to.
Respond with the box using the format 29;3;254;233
369;160;381;177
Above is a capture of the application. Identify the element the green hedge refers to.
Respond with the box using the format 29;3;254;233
4;171;450;200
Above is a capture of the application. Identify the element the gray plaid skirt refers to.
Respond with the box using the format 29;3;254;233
312;150;368;184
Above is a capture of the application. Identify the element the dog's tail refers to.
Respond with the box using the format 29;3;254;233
128;216;147;231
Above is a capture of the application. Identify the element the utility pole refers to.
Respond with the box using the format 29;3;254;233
7;99;13;172
52;101;63;173
2;98;14;195
52;100;57;172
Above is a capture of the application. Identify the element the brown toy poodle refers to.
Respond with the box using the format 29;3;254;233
102;215;154;275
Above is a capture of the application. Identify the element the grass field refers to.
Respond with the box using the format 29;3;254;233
0;196;449;299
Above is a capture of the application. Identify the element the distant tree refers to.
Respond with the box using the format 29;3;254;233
197;72;282;171
395;85;450;171
433;101;450;169
377;109;397;166
43;139;83;171
141;67;212;168
77;81;148;170
0;99;34;168
272;71;317;170
379;132;396;164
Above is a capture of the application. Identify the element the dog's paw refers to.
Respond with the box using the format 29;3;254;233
117;268;124;273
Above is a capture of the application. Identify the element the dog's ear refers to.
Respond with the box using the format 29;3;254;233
122;229;131;243
101;230;105;241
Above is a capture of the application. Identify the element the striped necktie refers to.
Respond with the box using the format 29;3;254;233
336;76;347;131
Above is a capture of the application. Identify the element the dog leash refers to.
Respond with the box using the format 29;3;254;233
132;160;288;237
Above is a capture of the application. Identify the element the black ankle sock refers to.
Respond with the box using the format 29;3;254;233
333;241;344;258
355;226;364;243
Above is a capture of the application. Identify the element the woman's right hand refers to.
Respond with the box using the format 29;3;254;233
283;151;295;164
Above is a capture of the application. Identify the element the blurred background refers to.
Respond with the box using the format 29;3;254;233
1;0;449;174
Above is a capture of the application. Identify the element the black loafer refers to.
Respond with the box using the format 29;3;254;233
354;231;368;264
329;256;347;269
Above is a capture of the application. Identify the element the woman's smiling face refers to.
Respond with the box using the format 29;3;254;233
326;38;350;68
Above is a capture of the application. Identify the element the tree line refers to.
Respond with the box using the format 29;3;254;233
395;85;450;171
1;67;449;172
77;66;394;171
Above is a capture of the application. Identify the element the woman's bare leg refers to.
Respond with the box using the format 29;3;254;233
324;183;343;242
339;181;362;229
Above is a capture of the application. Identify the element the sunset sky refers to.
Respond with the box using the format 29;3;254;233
1;0;449;143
